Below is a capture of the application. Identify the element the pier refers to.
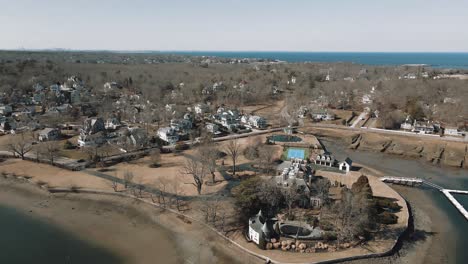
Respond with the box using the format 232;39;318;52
380;176;468;221
380;176;424;186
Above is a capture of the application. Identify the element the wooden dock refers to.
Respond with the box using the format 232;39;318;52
442;189;468;220
380;176;424;186
380;176;468;221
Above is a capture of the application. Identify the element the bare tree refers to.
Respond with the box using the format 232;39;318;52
110;180;119;192
257;145;276;173
39;141;60;164
282;180;301;218
123;170;134;189
149;149;161;168
201;199;220;226
8;133;32;160
311;177;331;206
198;143;218;183
171;180;184;211
225;139;241;176
182;157;206;195
157;178;169;207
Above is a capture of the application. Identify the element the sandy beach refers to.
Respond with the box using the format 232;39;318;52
0;177;254;264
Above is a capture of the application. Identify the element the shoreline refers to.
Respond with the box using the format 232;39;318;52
320;138;462;264
0;177;251;264
0;171;412;264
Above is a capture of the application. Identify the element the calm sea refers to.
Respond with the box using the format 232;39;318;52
161;51;468;69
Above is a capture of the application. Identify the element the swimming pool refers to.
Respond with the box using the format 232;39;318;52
287;148;305;159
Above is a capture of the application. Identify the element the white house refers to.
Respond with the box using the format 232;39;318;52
362;94;372;105
206;122;220;134
105;118;121;130
444;127;461;137
412;120;435;134
242;115;267;129
288;76;297;85
78;132;107;147
311;110;335;121
0;117;16;132
38;128;60;142
338;158;353;173
194;103;210;115
157;127;179;145
314;153;336;167
103;82;121;91
0;105;13;116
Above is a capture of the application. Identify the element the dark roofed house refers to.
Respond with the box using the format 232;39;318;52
248;210;277;249
38;128;60;142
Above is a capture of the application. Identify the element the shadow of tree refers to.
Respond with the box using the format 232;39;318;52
408;229;437;242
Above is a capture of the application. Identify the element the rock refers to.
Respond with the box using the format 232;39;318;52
299;243;307;250
270;238;277;243
300;249;305;253
441;143;466;168
286;240;293;246
266;243;273;250
281;240;288;247
348;134;361;149
343;243;350;248
273;242;281;249
291;244;296;249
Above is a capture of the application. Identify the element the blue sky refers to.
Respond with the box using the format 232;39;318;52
0;0;467;51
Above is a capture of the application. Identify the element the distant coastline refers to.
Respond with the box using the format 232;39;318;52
160;51;468;69
2;49;468;69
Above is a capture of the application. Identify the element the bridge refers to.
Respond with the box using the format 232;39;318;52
380;176;468;221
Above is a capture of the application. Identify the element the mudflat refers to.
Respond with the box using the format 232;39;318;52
0;178;249;264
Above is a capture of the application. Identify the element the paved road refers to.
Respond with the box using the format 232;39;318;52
0;150;87;170
304;123;467;143
350;111;367;128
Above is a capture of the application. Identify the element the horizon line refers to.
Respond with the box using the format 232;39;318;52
1;49;468;54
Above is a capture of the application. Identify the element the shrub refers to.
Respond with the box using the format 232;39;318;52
63;140;74;150
319;220;334;231
174;143;189;152
376;199;402;212
323;231;337;241
149;149;161;168
378;211;398;224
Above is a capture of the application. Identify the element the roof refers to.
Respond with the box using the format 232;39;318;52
158;127;175;134
340;157;353;165
39;128;57;135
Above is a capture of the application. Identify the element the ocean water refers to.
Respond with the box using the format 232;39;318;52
161;51;468;69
